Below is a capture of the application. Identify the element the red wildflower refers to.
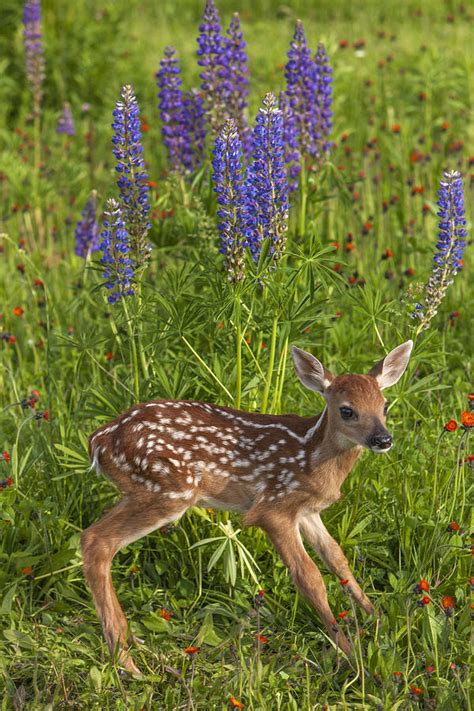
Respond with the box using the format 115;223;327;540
184;646;200;655
392;671;403;682
13;307;24;317
229;697;244;709
447;521;460;532
391;124;401;134
444;420;458;432
441;595;456;610
353;38;366;49
5;477;13;487
419;579;430;592
441;121;449;131
339;39;349;49
339;579;349;586
404;267;415;277
421;596;430;605
140;120;150;133
256;634;268;644
160;608;173;621
345;242;355;252
418;91;427;101
8;335;16;344
362;222;373;234
461;411;474;427
105;352;113;362
333;263;343;273
425;666;435;674
338;610;350;619
332;241;340;251
43;410;49;421
2;451;11;462
467;394;474;401
17;263;26;274
147;180;158;188
411;185;424;195
21;566;33;575
465;455;474;463
410;686;423;696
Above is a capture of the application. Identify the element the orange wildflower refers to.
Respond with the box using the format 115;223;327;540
229;698;244;709
13;307;24;317
21;566;33;575
461;411;474;427
160;608;173;621
444;420;458;432
338;610;350;619
184;646;200;655
256;634;268;644
441;595;455;610
419;579;430;592
391;124;401;133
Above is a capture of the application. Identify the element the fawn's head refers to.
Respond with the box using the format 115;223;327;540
291;341;413;453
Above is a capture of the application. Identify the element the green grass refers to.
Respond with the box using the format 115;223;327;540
0;0;472;708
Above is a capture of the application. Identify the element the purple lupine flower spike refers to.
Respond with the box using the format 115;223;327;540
23;0;45;117
246;93;289;263
156;47;193;174
112;85;151;266
183;89;207;172
225;13;251;156
197;0;229;133
279;92;300;191
56;102;75;136
284;20;318;158
413;170;468;330
212;119;247;282
314;42;333;155
75;190;100;258
99;198;135;304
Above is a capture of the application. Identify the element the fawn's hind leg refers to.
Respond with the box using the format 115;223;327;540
81;495;187;674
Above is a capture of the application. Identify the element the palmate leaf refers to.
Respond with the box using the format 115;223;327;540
190;520;260;586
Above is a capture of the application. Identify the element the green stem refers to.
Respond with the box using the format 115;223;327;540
122;299;140;401
235;297;242;410
261;315;278;414
33;112;41;206
298;158;307;237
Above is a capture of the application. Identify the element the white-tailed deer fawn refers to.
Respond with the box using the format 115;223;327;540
82;340;413;673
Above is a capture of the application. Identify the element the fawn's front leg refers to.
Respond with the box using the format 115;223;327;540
81;496;187;674
246;507;352;656
300;512;374;615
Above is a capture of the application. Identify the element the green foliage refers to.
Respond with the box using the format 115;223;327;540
0;0;472;708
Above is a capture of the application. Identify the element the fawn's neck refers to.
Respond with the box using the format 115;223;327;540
306;408;363;485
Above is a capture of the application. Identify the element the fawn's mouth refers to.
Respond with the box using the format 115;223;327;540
369;443;393;454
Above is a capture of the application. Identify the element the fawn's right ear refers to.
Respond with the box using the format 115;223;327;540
291;346;334;395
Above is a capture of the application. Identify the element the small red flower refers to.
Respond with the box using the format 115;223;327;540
5;477;13;487
2;451;11;462
461;411;474;428
160;608;173;621
405;267;415;277
13;307;24;317
8;335;17;345
411;185;424;195
339;579;349;586
338;610;350;619
339;39;349;49
105;352;113;362
447;521;460;532
441;595;456;610
184;646;200;655
410;686;423;696
468;394;474;401
419;579;430;592
392;671;403;682
425;665;435;674
444;420;458;432
441;121;450;131
421;596;430;605
384;248;394;258
332;241;340;250
465;455;474;463
391;124;401;134
34;277;44;288
256;634;268;644
21;566;33;575
229;697;244;709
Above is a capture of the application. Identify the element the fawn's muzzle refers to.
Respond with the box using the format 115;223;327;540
369;432;393;452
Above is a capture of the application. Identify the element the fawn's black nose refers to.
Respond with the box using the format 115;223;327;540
370;433;393;450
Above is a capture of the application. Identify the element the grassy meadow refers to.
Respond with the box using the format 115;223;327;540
0;0;472;708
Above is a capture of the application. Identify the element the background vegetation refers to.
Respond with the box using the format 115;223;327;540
0;0;472;708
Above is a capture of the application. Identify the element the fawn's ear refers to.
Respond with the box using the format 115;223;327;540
368;340;413;390
291;346;334;395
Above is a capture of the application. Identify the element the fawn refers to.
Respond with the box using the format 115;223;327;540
81;339;413;673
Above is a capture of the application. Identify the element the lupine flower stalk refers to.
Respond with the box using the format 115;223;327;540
23;0;45;118
99;198;135;304
183;89;206;172
112;85;151;267
313;43;333;155
197;0;229;133
246;93;289;263
156;47;193;174
278;92;300;192
212;119;247;283
225;14;251;156
75;190;100;258
284;20;319;158
56;102;75;136
413;170;468;331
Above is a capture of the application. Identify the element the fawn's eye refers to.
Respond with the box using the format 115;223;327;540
340;406;354;419
384;402;389;416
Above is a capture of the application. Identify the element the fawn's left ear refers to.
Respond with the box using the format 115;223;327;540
368;340;413;390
